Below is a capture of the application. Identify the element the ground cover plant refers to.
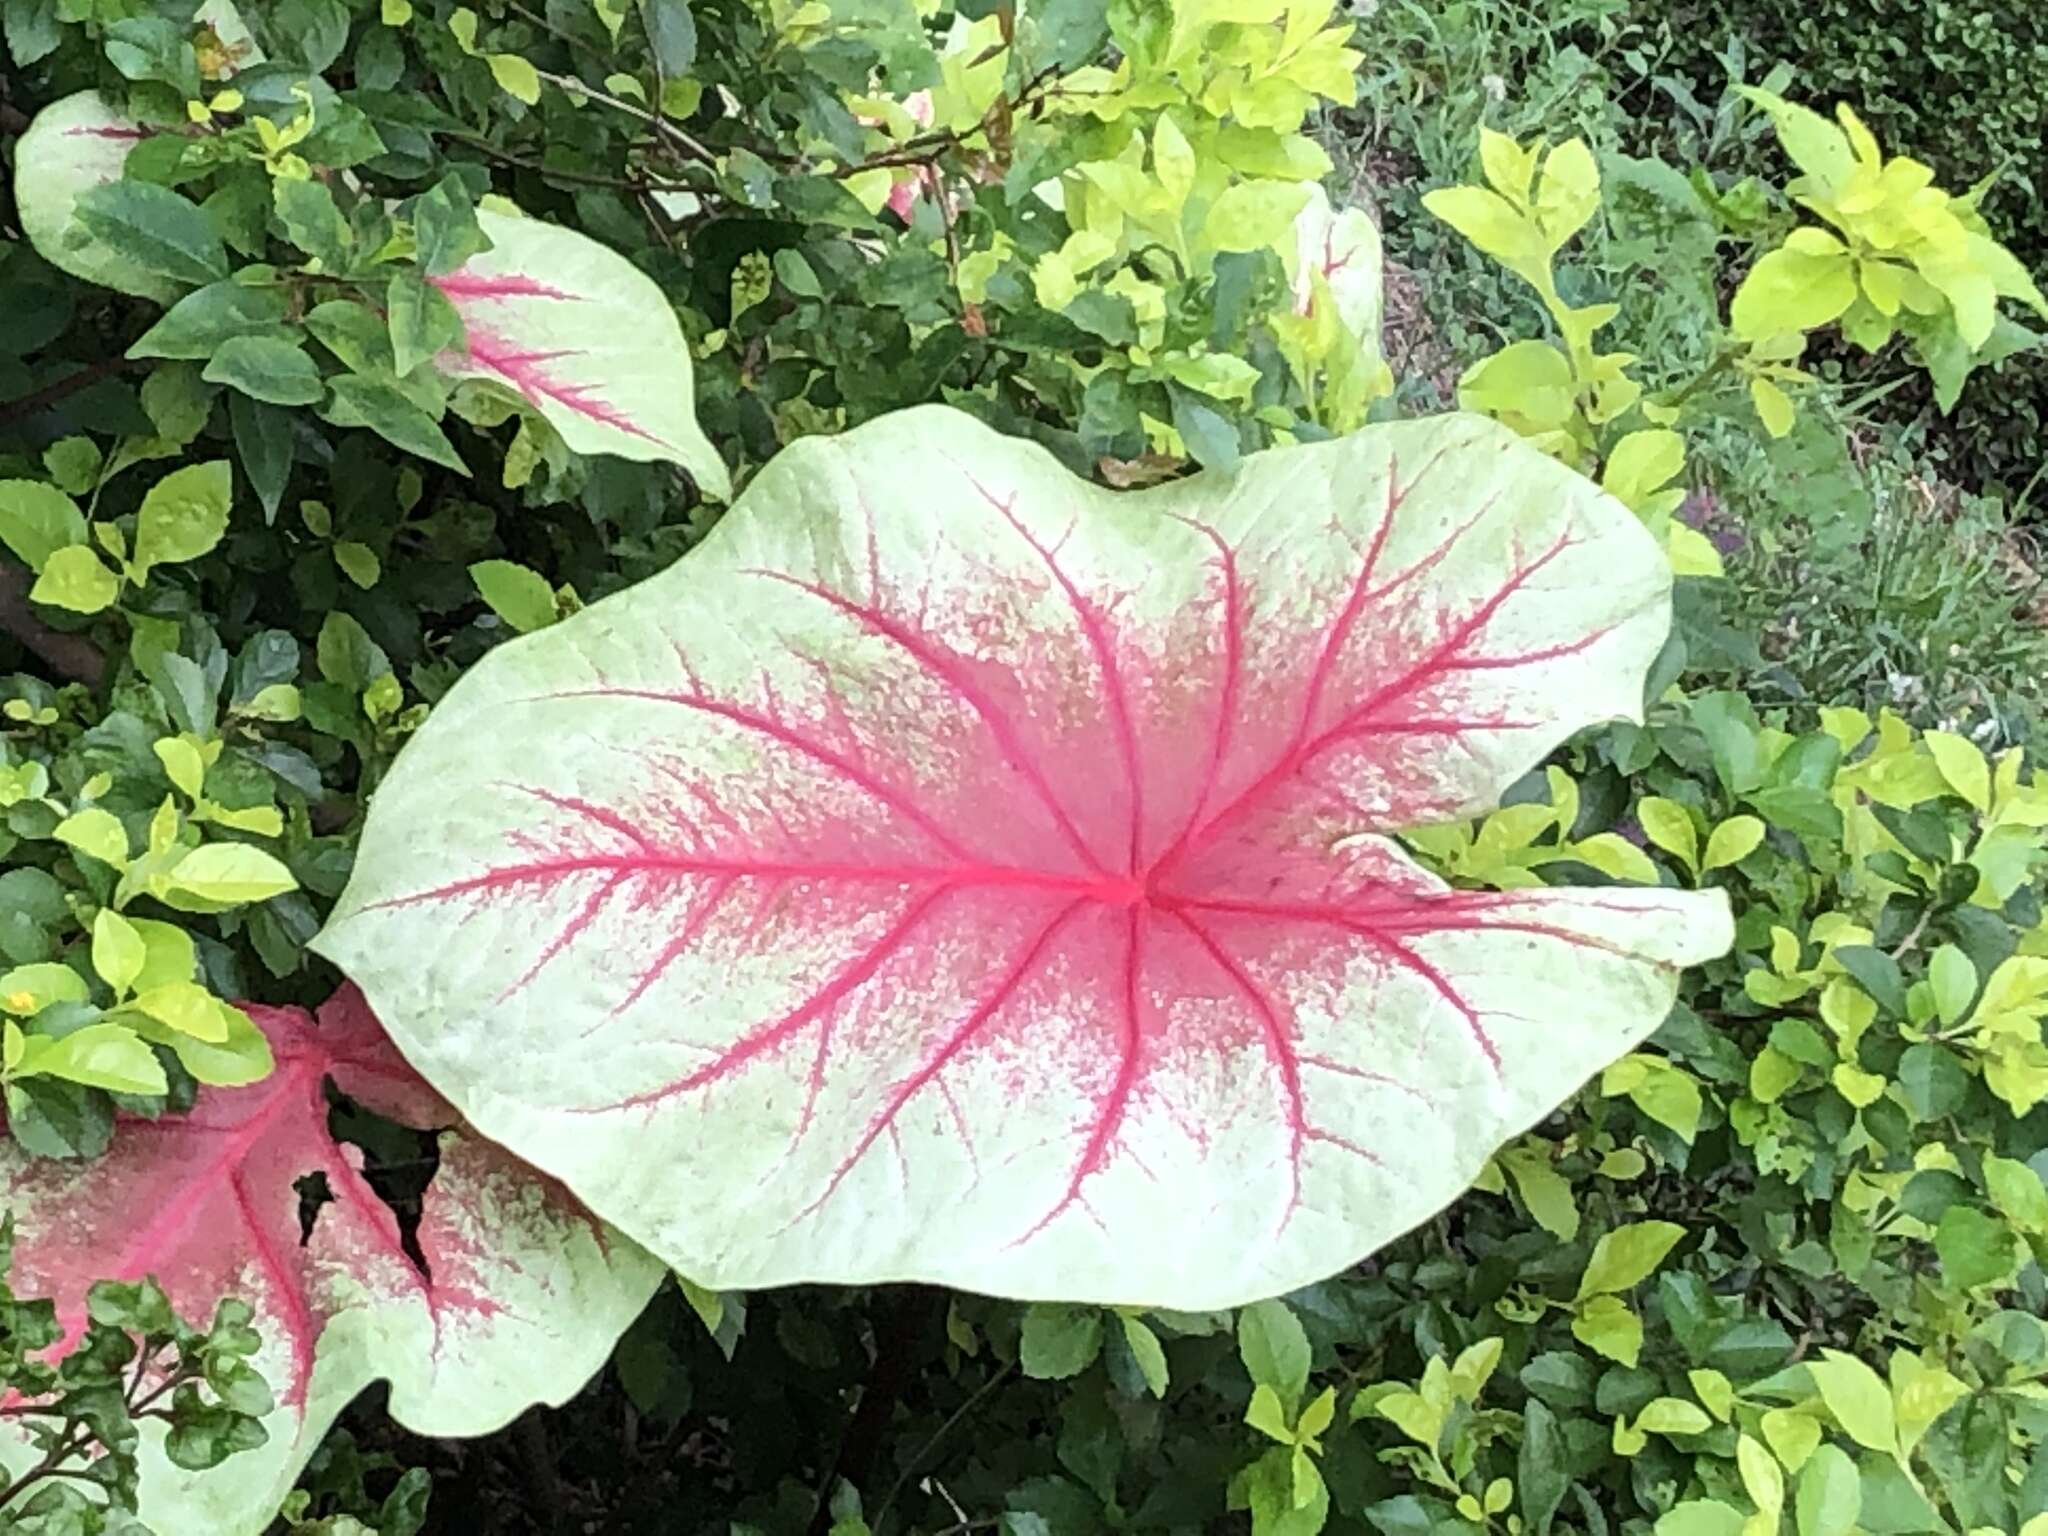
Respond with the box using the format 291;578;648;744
1;0;2046;1533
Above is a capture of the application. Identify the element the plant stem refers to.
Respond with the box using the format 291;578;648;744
870;1359;1018;1534
535;69;719;167
0;357;140;427
443;133;704;194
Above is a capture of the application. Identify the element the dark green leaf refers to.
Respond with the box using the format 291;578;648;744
1518;1399;1570;1536
3;0;61;66
275;177;351;269
274;0;350;72
1934;1206;2018;1290
1833;946;1907;1018
229;394;296;524
1019;1304;1103;1380
408;175;490;275
323;376;467;473
386;271;464;377
73;181;228;288
130;281;293;361
202;336;325;406
1168;385;1240;470
638;0;698;76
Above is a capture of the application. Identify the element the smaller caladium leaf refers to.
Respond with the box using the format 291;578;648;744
320;406;1731;1308
15;3;259;302
15;93;174;303
0;988;661;1536
1287;184;1385;344
430;208;732;499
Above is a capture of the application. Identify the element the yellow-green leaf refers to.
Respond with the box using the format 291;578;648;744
1637;797;1699;873
1577;1220;1686;1298
1923;729;1991;810
489;53;542;105
91;909;147;997
1703;816;1764;870
1806;1350;1895;1456
18;1021;167;1095
1751;376;1796;438
1570;1294;1643;1367
161;843;298;907
54;807;130;869
1732;243;1857;340
153;736;207;800
29;545;121;613
0;963;90;1017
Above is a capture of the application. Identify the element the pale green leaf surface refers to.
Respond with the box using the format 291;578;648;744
316;407;1731;1307
428;209;730;498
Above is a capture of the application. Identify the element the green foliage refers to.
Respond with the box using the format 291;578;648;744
1654;0;2048;494
0;1218;270;1528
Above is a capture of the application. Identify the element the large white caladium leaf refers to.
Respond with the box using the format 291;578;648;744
430;207;731;499
0;988;662;1536
318;407;1732;1308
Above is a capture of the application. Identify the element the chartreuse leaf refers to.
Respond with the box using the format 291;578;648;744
54;807;130;868
0;989;661;1536
1;963;91;1015
0;480;88;570
30;545;121;612
1577;1221;1685;1297
14;1021;167;1095
1703;816;1764;870
471;559;560;632
1738;1434;1785;1521
427;209;731;498
1637;797;1698;873
133;461;232;575
1806;1350;1895;1456
92;909;147;997
316;407;1731;1307
155;843;298;910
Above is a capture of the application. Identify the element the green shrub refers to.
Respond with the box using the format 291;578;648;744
1652;0;2048;497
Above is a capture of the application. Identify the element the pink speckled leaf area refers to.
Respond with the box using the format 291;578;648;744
430;209;732;498
318;407;1732;1308
0;989;661;1536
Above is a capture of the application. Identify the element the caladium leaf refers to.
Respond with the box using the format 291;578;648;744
15;112;727;499
318;407;1732;1308
1287;184;1385;343
0;988;661;1536
15;3;259;302
14;93;175;303
430;208;732;499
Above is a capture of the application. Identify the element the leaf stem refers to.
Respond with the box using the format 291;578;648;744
534;69;719;167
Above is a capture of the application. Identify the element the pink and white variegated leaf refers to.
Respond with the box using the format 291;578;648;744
1288;184;1385;344
0;988;662;1536
430;208;732;499
316;406;1732;1309
15;92;175;303
16;4;260;302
